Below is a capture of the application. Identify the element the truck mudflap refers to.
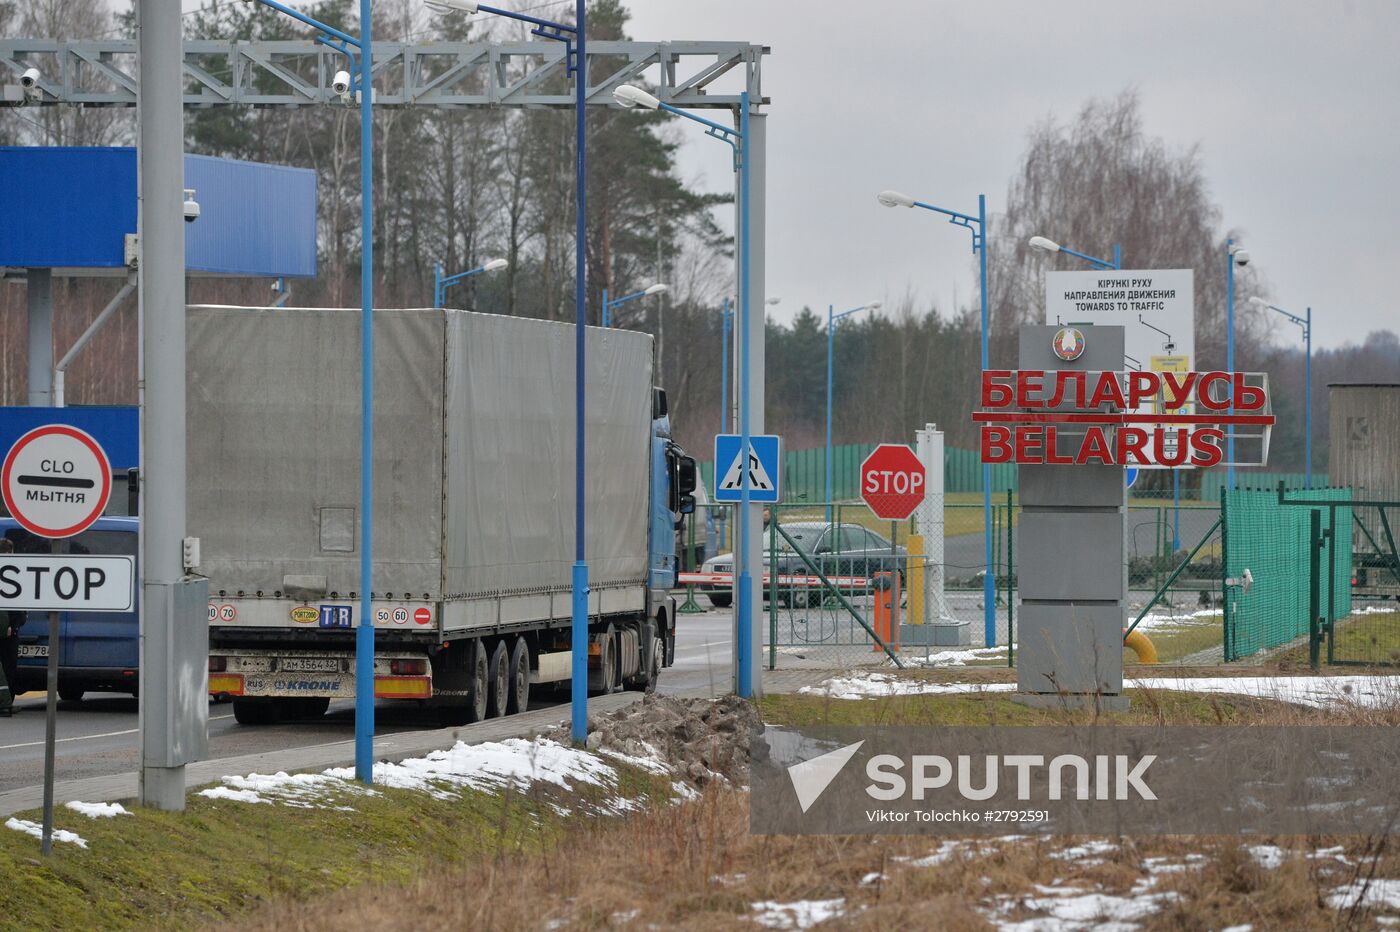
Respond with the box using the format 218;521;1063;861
207;648;431;700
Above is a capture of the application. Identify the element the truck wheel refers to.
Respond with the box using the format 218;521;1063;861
58;686;84;703
508;637;530;714
627;633;662;694
708;593;732;609
233;698;280;726
589;624;617;694
293;697;330;720
487;640;510;719
466;641;489;723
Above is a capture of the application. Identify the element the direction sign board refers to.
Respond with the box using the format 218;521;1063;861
0;555;135;612
2;424;113;538
861;444;926;520
713;434;781;503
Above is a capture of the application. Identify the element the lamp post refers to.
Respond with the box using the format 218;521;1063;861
877;188;996;649
1250;296;1312;487
601;282;667;328
1028;235;1121;272
434;257;508;308
825;301;881;521
249;0;375;784
614;82;761;698
722;296;778;435
430;0;588;741
1225;241;1250;491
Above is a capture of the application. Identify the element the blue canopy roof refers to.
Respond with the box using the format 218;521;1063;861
0;147;316;278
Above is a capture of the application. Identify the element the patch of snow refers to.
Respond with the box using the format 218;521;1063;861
1326;879;1400;910
911;646;1010;667
1221;925;1253;932
5;817;87;848
611;909;639;924
860;872;884;886
749;898;846;930
992;889;1177;931
64;801;129;818
1248;844;1288;869
802;670;1400;709
1050;840;1119;862
199;787;270;804
325;737;618;799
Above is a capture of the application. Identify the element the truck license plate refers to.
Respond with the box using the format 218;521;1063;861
18;644;47;658
281;658;341;673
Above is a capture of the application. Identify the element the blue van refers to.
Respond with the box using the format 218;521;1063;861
7;517;141;701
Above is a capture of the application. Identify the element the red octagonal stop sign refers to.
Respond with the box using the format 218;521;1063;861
860;443;926;520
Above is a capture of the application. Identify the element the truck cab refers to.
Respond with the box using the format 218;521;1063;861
650;388;697;664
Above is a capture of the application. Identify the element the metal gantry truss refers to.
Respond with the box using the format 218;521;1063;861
0;39;766;109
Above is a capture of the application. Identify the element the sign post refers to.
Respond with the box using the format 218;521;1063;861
1;424;122;855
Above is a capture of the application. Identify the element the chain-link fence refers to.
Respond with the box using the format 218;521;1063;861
673;480;1397;673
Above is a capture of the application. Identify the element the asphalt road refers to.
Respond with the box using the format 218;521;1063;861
0;610;734;794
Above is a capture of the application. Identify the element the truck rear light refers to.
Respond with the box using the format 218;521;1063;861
208;657;227;673
389;658;427;676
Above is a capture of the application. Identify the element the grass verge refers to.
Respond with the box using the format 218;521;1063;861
0;754;675;931
1275;610;1400;670
759;686;1400;728
229;786;1400;931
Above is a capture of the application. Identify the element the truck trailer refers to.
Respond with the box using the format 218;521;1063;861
189;306;695;725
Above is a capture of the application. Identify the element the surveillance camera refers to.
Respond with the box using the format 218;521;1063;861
183;188;200;224
1234;249;1251;267
332;70;351;97
20;67;40;89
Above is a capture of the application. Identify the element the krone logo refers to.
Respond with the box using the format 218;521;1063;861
290;606;319;625
1053;326;1085;361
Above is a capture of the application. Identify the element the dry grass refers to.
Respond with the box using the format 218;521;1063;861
224;787;1400;931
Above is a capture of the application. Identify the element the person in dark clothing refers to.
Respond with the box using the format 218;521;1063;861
0;538;18;715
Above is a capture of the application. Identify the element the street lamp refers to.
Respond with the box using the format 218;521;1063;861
1225;241;1250;491
826;301;881;522
1250;296;1313;487
877;188;997;649
432;0;589;742
248;0;375;784
602;282;667;328
434;257;508;308
721;295;780;435
1028;235;1121;272
614;81;760;698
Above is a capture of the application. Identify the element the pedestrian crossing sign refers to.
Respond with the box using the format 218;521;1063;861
713;434;781;503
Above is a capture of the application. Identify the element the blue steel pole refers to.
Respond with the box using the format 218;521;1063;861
978;193;994;648
434;264;443;308
826;304;834;523
1304;307;1312;488
1114;243;1122;270
570;0;589;744
737;90;753;699
1226;239;1235;491
602;287;609;328
354;0;375;784
720;297;730;433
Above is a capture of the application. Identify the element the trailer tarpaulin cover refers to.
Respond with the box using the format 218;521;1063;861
187;306;652;602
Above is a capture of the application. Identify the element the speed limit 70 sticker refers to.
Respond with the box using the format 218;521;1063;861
208;602;237;623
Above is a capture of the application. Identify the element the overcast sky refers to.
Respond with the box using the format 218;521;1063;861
625;0;1400;350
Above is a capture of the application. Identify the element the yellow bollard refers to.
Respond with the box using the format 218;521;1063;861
1123;628;1158;664
907;534;925;625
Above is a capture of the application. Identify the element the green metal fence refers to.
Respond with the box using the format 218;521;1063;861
1222;487;1353;662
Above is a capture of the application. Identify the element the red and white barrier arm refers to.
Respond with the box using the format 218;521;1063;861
677;572;872;588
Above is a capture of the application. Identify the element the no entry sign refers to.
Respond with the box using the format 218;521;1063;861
1;424;113;539
860;444;926;521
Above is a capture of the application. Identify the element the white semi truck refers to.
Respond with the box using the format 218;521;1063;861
189;306;695;725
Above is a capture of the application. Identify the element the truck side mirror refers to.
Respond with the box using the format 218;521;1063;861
678;494;696;516
676;455;697;496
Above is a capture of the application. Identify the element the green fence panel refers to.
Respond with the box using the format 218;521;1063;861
1223;487;1353;661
